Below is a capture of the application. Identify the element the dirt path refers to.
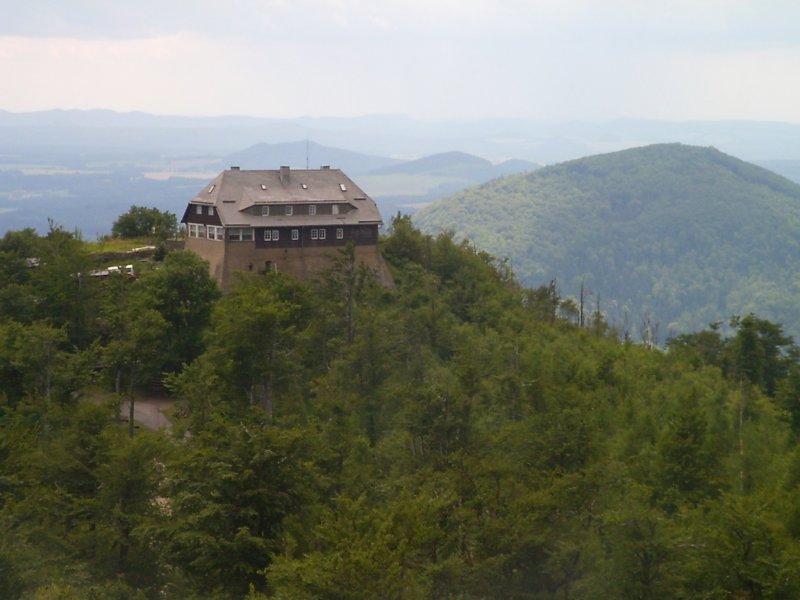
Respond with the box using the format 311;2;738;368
121;396;175;432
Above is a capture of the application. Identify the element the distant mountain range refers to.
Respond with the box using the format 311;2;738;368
223;141;404;174
0;134;539;235
414;144;800;339
5;109;800;164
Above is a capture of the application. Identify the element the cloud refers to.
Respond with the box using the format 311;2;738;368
1;1;800;120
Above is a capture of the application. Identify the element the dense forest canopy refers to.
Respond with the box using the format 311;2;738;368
2;218;800;598
413;143;800;340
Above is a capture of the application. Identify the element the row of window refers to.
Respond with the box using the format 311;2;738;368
187;223;223;240
227;227;253;242
189;223;345;242
194;203;345;218
259;204;340;217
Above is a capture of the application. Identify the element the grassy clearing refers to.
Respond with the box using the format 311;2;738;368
86;237;158;254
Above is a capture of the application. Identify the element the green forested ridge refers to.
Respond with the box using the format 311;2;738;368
413;143;800;339
2;219;800;598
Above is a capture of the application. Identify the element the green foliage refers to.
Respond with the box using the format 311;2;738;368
111;205;177;240
414;143;800;339
136;251;219;374
155;417;319;597
2;220;800;599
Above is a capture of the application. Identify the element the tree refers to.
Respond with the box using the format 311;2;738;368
729;314;795;397
111;206;177;240
200;273;309;417
156;419;317;597
100;281;167;436
136;251;219;374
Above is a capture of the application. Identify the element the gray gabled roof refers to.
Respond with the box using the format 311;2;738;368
188;167;383;228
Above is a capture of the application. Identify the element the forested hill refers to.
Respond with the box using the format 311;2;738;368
3;220;800;597
413;143;800;338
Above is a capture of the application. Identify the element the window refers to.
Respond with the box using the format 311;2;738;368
209;207;215;216
206;225;222;240
311;228;318;240
332;204;339;215
195;205;202;215
264;230;272;241
260;184;267;190
336;228;344;240
188;223;199;237
227;227;253;241
319;228;326;240
308;205;316;216
291;229;299;241
301;183;308;190
285;205;293;216
261;205;269;216
339;184;347;192
272;230;279;241
207;184;215;193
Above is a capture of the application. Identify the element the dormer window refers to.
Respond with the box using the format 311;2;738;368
308;205;316;216
285;206;293;216
195;205;202;215
209;207;214;216
332;204;339;215
261;205;269;217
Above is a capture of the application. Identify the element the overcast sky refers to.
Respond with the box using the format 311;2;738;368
1;0;799;121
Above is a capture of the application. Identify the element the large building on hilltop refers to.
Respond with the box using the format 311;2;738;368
181;166;393;287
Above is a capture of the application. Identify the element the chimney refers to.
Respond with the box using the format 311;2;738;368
279;165;290;184
320;165;330;170
230;165;240;171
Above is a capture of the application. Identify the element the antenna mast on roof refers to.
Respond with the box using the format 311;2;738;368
306;139;309;170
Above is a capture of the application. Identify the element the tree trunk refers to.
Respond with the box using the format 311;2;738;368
127;365;137;438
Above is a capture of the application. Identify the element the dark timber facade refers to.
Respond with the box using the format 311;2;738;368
181;166;392;287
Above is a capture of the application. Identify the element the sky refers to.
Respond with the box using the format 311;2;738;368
1;0;800;121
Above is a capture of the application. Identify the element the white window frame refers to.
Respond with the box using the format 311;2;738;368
319;228;326;240
291;229;299;241
272;229;279;241
264;230;272;242
195;205;202;215
336;228;344;240
332;204;339;215
308;204;317;216
285;205;293;216
311;228;318;240
261;205;269;217
209;206;215;216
